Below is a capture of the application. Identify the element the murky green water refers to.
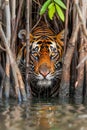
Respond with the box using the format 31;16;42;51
0;98;87;130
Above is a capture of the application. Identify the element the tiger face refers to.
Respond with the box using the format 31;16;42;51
29;26;64;97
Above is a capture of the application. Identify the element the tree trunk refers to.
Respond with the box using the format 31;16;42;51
0;24;27;101
75;0;87;103
59;22;80;99
25;0;31;98
4;0;11;99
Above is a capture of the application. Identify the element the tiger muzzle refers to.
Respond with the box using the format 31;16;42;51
39;64;50;78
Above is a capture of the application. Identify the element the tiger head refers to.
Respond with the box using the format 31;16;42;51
29;24;64;97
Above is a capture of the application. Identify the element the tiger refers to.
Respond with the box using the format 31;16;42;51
18;21;64;97
28;22;64;97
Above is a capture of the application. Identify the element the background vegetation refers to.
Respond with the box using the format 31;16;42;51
0;0;87;102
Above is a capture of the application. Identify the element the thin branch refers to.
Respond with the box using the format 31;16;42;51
5;0;11;42
25;0;31;97
11;0;16;31
5;0;11;98
11;0;23;49
0;45;6;51
0;24;27;101
64;0;70;54
59;23;80;98
74;2;87;38
31;16;42;31
76;55;87;69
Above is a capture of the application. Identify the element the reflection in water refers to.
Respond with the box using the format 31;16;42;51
0;99;87;130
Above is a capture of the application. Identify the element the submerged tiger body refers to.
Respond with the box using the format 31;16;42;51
29;23;64;97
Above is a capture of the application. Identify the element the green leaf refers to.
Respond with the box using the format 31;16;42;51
55;4;65;21
54;0;66;9
48;3;55;20
48;2;54;9
40;0;51;15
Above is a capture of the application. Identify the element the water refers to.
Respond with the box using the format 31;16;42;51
0;98;87;130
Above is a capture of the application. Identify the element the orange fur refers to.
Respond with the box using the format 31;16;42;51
34;43;55;74
29;26;64;76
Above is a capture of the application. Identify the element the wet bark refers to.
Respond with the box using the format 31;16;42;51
75;34;85;103
59;22;80;99
64;0;70;54
4;0;11;99
0;24;27;101
75;0;87;103
0;64;5;99
11;0;23;54
25;0;31;98
59;0;87;102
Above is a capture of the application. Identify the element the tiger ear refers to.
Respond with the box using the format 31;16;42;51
56;30;64;46
18;30;33;43
18;29;26;41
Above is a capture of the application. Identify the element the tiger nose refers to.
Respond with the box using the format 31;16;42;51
39;64;50;77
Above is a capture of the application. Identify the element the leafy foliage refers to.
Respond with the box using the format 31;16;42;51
40;0;51;15
40;0;66;21
48;3;55;20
